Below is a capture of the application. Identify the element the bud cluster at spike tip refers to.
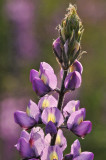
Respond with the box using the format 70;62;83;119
14;3;94;160
53;4;84;70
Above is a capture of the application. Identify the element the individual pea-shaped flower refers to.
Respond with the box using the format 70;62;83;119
14;100;40;129
15;127;45;159
30;62;57;96
64;139;94;160
67;108;92;137
64;71;82;90
41;107;64;128
68;60;83;75
63;100;80;119
38;94;57;111
41;145;63;160
60;60;83;79
45;129;67;151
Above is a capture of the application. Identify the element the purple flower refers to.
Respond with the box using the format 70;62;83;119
69;60;83;75
14;100;40;129
5;0;38;59
64;139;94;160
60;60;83;79
67;108;92;137
30;62;57;96
41;145;63;160
63;100;80;118
53;37;63;64
41;107;64;127
38;95;57;111
15;127;44;159
64;71;82;90
45;129;67;151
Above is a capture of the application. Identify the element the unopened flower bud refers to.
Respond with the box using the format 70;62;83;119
53;37;63;64
60;4;83;42
74;41;80;53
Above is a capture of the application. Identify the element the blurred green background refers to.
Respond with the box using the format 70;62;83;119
0;0;106;159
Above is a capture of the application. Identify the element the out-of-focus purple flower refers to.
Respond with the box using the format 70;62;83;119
14;100;40;129
15;127;44;159
67;108;92;137
0;97;27;160
64;139;94;160
64;71;82;90
41;145;63;160
53;37;63;64
5;0;39;59
63;100;80;118
30;62;57;97
38;95;57;111
41;107;64;127
45;129;67;151
60;60;83;78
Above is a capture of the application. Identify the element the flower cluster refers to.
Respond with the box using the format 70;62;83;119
14;4;94;160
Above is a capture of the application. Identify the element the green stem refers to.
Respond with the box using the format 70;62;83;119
57;70;68;110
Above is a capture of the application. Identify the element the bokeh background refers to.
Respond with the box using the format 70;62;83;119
0;0;106;159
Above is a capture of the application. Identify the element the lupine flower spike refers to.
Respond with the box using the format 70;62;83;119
14;3;94;160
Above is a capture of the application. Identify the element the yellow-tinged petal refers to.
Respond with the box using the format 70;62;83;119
50;151;58;160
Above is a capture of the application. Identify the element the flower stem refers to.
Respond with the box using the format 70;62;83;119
50;70;67;146
57;70;68;110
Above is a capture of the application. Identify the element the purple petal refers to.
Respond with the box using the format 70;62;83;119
45;121;57;135
42;69;57;89
38;95;57;111
53;37;62;60
29;127;45;157
14;111;36;129
39;62;54;77
39;62;57;90
30;127;44;141
60;60;83;79
32;77;51;96
41;145;63;160
17;137;35;158
69;60;83;75
30;69;39;83
55;129;67;151
44;134;51;146
63;100;80;118
71;139;81;158
67;108;86;130
73;121;92;137
20;130;30;141
33;138;45;157
64;71;82;90
73;152;94;160
41;107;64;127
27;99;40;121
